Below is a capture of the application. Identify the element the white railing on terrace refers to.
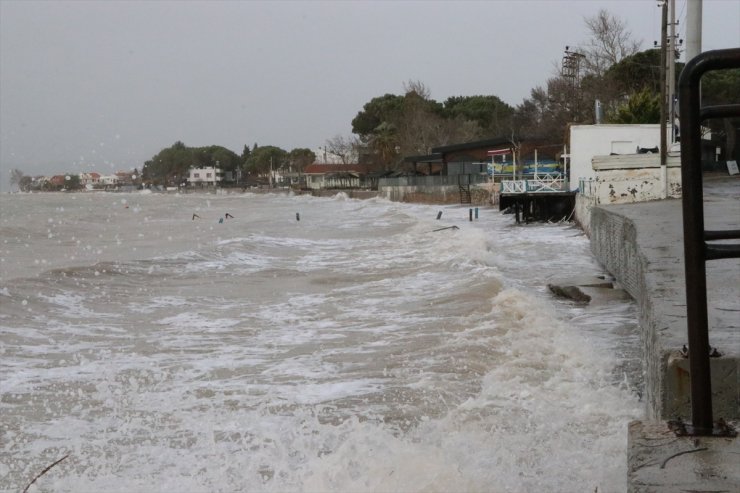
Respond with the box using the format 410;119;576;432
501;180;527;193
501;173;567;194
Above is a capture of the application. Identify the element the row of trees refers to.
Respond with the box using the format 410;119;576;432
141;141;317;186
9;168;142;192
10;169;84;192
352;9;738;169
351;10;661;168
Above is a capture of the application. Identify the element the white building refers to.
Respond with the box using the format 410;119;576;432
79;172;101;187
99;174;119;186
569;124;675;190
188;167;223;187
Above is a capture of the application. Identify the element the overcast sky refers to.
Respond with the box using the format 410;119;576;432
1;0;738;188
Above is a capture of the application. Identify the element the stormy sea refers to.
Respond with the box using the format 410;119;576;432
0;191;643;492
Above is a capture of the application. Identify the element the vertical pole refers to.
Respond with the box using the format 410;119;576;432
669;0;677;145
534;149;538;177
563;144;568;190
660;1;668;199
679;52;713;434
475;207;479;219
469;209;473;222
685;0;702;63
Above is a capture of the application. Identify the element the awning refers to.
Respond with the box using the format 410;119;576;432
487;148;512;156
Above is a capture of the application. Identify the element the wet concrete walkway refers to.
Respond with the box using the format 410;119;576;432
588;175;739;492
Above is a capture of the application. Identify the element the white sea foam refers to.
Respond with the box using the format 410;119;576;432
0;192;642;492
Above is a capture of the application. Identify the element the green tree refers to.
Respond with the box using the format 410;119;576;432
65;174;82;190
192;145;241;173
351;83;494;169
606;49;662;95
245;145;287;176
607;87;661;124
142;142;240;185
19;175;32;192
443;95;514;137
351;94;405;140
288;148;316;172
241;144;252;163
142;141;192;185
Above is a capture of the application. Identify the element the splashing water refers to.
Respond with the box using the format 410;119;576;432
0;192;642;492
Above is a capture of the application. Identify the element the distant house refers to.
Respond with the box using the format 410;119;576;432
302;163;372;189
188;167;223;187
99;174;120;187
115;171;135;185
79;172;101;188
49;175;66;187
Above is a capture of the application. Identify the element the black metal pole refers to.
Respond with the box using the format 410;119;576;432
678;48;740;433
660;2;668;170
679;56;712;433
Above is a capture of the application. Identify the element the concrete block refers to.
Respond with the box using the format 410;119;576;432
627;420;739;493
664;351;739;422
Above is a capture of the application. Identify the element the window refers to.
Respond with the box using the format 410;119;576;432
194;173;200;178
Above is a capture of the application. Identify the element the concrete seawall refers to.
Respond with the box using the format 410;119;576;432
379;184;495;205
587;185;738;422
584;177;739;492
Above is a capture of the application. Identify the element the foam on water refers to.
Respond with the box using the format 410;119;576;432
0;192;642;492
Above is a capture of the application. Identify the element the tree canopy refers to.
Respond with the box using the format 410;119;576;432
142;141;241;185
245;145;288;175
351;82;516;170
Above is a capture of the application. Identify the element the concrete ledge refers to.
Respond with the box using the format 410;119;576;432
589;195;739;422
627;420;739;493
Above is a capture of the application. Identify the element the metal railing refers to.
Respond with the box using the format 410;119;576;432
501;173;567;194
501;180;527;193
678;48;740;436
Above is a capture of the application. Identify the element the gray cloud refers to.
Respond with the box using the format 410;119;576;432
1;0;738;189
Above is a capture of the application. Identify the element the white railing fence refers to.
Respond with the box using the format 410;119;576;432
501;173;567;193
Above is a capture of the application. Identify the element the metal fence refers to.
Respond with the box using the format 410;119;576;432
501;174;567;194
378;174;489;188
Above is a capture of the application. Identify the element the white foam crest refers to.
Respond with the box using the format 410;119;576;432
155;312;241;332
37;292;108;319
128;296;189;314
445;288;642;490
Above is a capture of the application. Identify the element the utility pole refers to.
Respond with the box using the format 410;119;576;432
269;156;273;188
668;0;677;145
659;1;668;198
685;0;703;63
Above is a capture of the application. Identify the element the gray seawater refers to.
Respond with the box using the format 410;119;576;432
0;191;643;492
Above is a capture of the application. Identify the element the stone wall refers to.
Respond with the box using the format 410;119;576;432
589;203;738;421
379;184;494;205
590;207;665;420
